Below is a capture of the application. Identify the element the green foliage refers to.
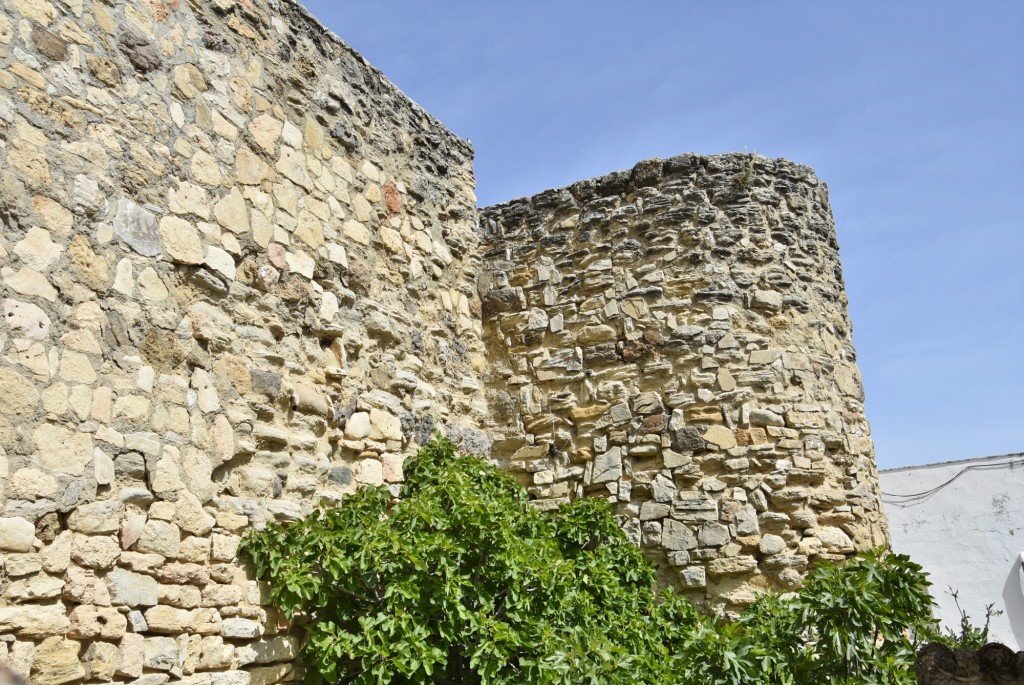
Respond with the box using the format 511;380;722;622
937;588;1002;651
734;153;756;191
242;436;940;685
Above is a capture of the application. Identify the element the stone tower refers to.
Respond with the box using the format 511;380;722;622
479;154;889;611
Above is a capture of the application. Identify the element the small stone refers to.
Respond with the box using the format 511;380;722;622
68;604;127;640
236;147;269;185
0;368;40;418
250;370;281;399
221;617;262;639
276;147;311;189
137;266;168;298
144;606;193;635
812;526;854;552
159;216;204;264
591;447;622;484
632;392;664;415
87;53;122;86
105;568;158;606
111;199;161;256
753;289;783;310
32;195;73;235
144;635;179;670
328;465;352;486
0;605;70;638
14;227;62;270
383;182;402;213
3;267;58;301
267;243;287;269
4;553;42;576
60;350;97;383
703;425;737;449
759;534;787;555
679;567;706;589
118;24;162;72
174;493;216;536
205;245;236;280
32;636;85;685
285;250;315;278
697;522;731;547
11;467;57;499
62;567;111;606
66;235;110;292
249;115;283;155
345;412;371;440
211;533;240;562
369;408;402;441
214;186;250;234
749;408;785;427
662;519;697;551
169;181;211;219
351;194;373;222
708;556;758;576
355;458;383;486
67;499;121;534
117;633;145;678
32;24;68;60
136;520;181;557
85;641;118;681
717;333;740;349
71;534;121;569
342;220;370;246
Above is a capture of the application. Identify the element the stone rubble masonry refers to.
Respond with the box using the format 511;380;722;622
0;0;888;682
479;154;890;611
0;0;488;682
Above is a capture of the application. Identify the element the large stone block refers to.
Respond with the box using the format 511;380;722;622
105;568;159;606
0;517;36;551
0;605;69;638
32;637;85;685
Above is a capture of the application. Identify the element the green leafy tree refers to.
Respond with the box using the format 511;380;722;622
242;436;940;685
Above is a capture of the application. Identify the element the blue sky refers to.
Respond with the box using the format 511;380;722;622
302;1;1024;468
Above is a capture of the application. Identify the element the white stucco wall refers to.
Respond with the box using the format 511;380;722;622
881;454;1024;648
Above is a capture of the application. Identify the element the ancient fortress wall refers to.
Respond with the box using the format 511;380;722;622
0;0;889;682
479;154;889;611
0;0;489;682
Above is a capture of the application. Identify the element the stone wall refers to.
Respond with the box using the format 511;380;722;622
916;643;1024;685
479;154;889;611
0;0;489;682
0;0;893;680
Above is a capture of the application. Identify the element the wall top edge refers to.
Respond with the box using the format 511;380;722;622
880;453;1024;474
281;0;474;157
481;152;824;214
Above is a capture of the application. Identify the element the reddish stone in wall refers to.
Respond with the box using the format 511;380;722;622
384;182;402;213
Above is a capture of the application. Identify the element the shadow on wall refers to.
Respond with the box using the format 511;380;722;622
1003;553;1024;648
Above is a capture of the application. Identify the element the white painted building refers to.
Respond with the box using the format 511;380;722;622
881;454;1024;648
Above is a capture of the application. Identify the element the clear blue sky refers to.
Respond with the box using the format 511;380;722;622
302;1;1023;468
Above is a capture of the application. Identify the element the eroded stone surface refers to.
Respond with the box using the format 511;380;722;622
112;199;162;256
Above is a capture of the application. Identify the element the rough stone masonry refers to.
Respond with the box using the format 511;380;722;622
479;155;889;610
0;0;888;683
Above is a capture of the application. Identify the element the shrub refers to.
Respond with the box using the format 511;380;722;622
241;436;938;684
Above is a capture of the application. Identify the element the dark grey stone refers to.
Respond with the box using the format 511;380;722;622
672;427;706;452
118;25;162;72
250;370;281;399
328;466;352;486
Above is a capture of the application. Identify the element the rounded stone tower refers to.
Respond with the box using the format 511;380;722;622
479;153;890;611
